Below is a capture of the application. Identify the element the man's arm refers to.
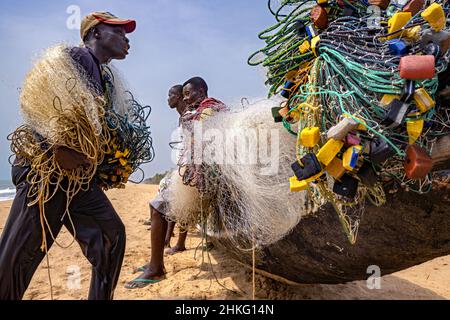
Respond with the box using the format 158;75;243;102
54;146;91;170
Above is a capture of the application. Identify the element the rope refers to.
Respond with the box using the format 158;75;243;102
252;236;256;300
39;196;54;300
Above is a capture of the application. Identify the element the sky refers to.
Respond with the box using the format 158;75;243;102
0;0;274;181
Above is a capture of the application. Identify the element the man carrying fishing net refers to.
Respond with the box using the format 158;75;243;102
125;77;226;289
0;12;154;300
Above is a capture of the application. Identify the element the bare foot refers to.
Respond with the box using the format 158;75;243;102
166;245;186;255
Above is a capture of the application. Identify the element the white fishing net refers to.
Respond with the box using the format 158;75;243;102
20;44;104;140
104;64;133;116
165;98;316;247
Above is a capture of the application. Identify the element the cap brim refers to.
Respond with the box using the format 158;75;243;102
96;17;136;33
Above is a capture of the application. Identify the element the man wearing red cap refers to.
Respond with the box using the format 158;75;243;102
0;12;137;300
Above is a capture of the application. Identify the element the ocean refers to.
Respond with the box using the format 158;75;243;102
0;180;15;202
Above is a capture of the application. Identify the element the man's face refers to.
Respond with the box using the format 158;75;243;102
183;83;205;109
96;24;130;60
168;87;183;109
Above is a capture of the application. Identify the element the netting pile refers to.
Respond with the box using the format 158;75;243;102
97;66;155;189
246;0;450;243
9;44;154;249
165;99;314;248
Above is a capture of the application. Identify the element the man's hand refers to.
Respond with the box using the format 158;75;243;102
54;146;92;170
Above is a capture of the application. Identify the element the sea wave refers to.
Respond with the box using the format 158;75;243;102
0;188;15;195
0;187;15;201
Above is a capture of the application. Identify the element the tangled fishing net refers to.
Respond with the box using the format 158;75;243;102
246;0;450;243
165;99;315;248
9;44;154;249
167;0;450;248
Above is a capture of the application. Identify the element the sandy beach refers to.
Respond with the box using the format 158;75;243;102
0;183;449;300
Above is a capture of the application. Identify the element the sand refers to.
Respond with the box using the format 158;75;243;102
0;183;449;300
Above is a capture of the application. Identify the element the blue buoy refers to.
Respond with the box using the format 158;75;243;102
387;39;409;56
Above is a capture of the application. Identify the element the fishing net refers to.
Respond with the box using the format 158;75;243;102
8;44;154;250
165;99;316;248
245;0;450;244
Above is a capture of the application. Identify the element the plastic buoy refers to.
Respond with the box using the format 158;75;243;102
301;127;320;147
369;0;390;10
421;3;446;32
370;138;395;164
404;144;433;179
380;94;400;107
406;118;424;145
402;0;425;16
381;98;410;128
311;5;328;29
399;55;435;79
280;81;295;98
333;174;359;198
387;39;409;56
343;145;363;171
387;12;412;40
289;171;323;192
291;153;322;180
327;117;359;140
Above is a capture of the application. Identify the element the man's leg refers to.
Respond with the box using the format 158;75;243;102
166;229;187;255
148;206;168;275
0;165;66;300
164;221;176;248
67;183;126;300
125;206;167;289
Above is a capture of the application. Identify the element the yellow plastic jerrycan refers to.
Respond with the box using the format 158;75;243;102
299;40;311;54
342;145;363;171
289;171;323;192
326;157;346;180
413;88;435;113
407;118;424;144
421;3;446;32
316;139;344;166
387;12;412;40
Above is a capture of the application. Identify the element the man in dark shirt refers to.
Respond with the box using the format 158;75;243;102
0;12;135;300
